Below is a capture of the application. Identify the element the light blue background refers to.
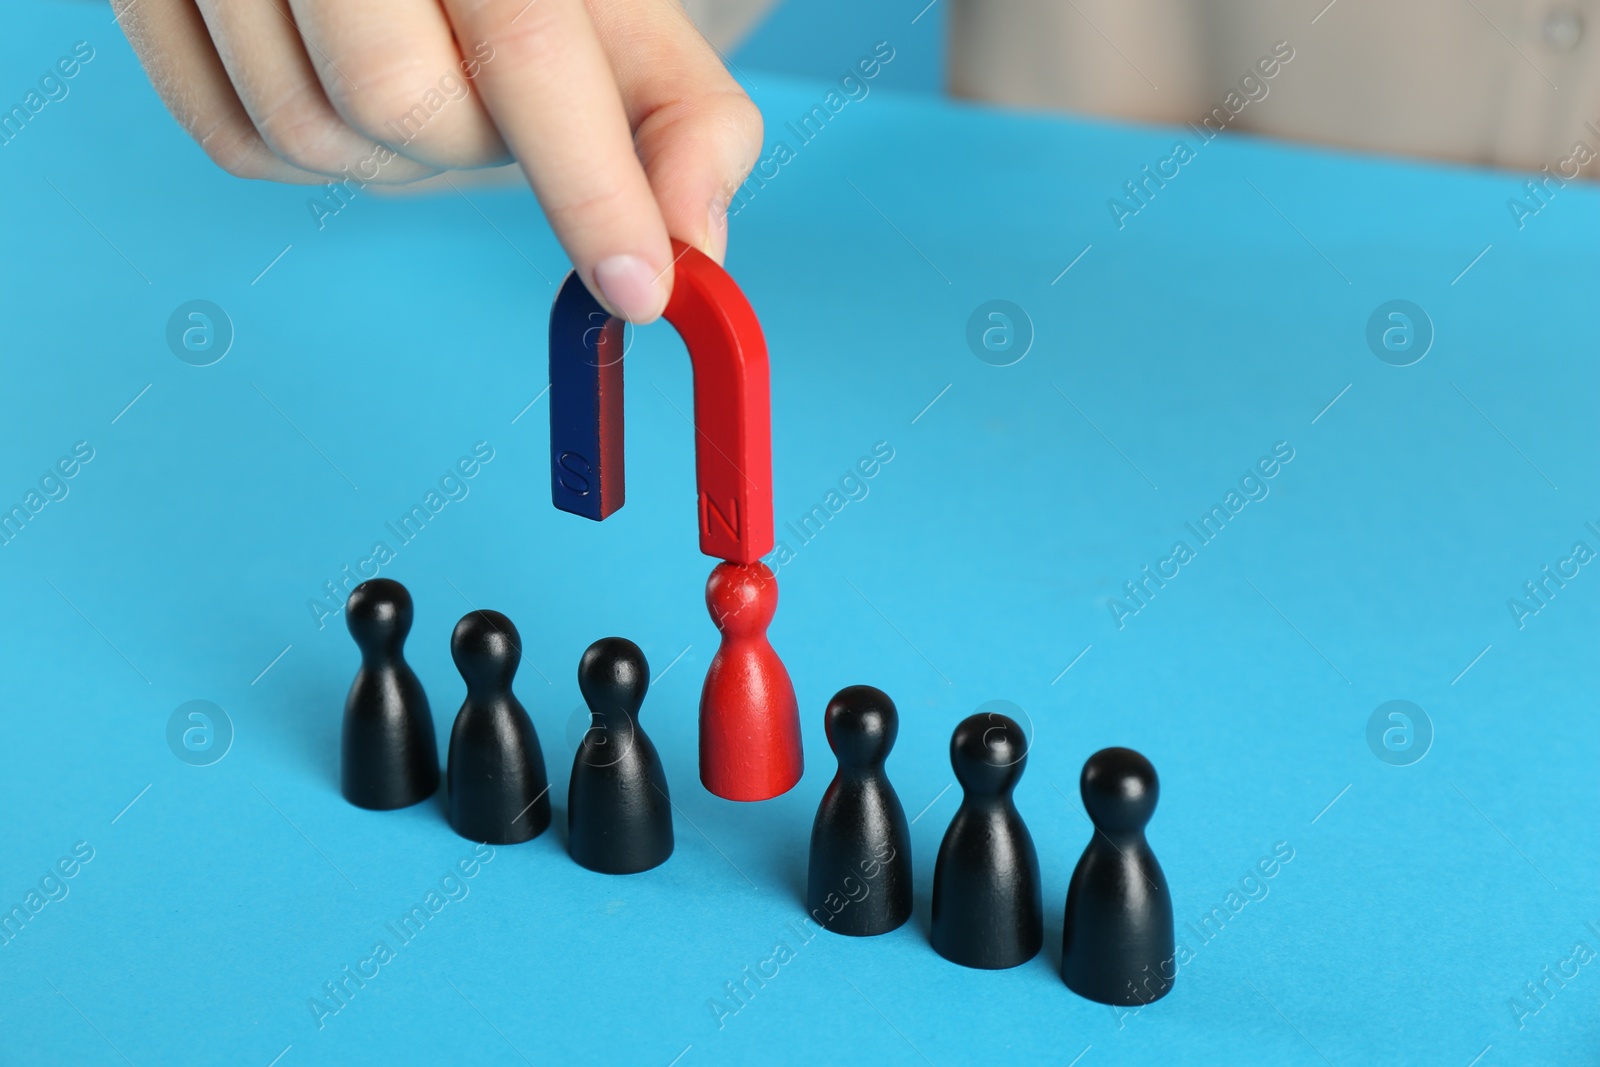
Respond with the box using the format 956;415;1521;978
1;3;1596;1065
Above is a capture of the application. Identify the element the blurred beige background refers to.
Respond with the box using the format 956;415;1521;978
400;0;1600;188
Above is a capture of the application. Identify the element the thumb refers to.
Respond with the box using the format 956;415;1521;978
587;0;764;267
636;86;763;266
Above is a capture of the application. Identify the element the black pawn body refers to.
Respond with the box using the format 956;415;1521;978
807;686;913;936
567;638;674;874
930;711;1042;969
341;579;440;810
446;611;550;844
1062;747;1175;1005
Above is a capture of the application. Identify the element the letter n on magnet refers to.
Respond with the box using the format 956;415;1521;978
700;492;741;546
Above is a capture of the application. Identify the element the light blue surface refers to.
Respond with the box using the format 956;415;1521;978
2;4;1598;1065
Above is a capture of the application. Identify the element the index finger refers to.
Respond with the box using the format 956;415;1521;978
442;0;674;322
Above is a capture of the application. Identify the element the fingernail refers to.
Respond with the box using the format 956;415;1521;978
593;255;664;323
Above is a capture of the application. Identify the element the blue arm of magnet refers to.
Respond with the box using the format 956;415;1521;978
549;271;625;521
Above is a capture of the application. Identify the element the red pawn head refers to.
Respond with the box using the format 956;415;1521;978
706;559;778;636
699;561;803;801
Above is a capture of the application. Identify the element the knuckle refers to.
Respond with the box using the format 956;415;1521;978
636;89;765;179
714;90;764;143
331;58;434;136
715;91;764;161
537;181;636;235
334;61;503;169
254;87;350;173
198;115;276;179
644;88;763;150
545;180;629;223
468;1;564;66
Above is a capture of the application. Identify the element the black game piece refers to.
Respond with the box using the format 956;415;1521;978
446;610;551;844
1062;747;1175;1005
567;638;675;874
806;685;913;936
341;579;440;810
930;710;1042;969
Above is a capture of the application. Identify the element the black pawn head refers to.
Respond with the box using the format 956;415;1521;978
577;637;649;718
824;685;898;770
1080;747;1159;835
950;710;1028;796
451;610;521;695
346;579;413;656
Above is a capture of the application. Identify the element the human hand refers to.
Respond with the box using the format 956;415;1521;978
121;0;763;322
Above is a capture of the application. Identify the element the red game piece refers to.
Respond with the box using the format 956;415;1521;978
699;561;803;801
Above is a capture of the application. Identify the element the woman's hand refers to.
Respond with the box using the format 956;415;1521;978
122;0;763;322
